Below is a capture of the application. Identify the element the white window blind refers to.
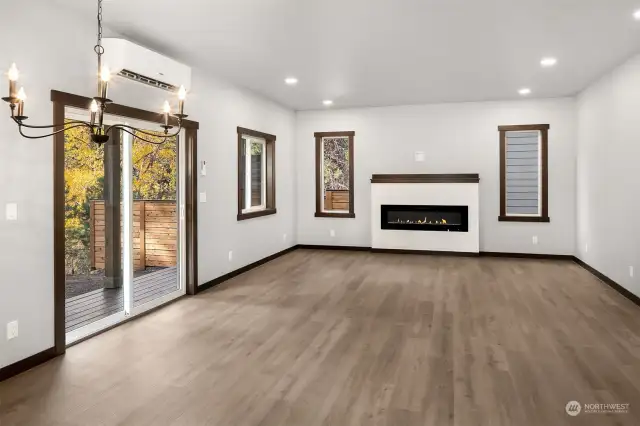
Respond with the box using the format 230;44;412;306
505;130;541;216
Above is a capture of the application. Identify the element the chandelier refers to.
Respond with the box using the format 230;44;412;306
2;0;187;145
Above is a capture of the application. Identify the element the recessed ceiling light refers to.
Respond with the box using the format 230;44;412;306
540;57;557;67
518;88;532;96
634;9;640;20
284;77;298;85
323;100;333;106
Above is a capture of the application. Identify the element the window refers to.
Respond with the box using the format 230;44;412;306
314;131;355;218
498;124;549;222
237;127;276;220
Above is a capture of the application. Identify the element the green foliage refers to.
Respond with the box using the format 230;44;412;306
250;140;263;156
132;131;177;201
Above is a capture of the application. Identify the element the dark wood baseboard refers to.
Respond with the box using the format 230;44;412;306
298;244;370;251
0;347;57;383
573;257;640;308
481;251;574;261
198;246;299;293
371;248;479;257
298;245;572;260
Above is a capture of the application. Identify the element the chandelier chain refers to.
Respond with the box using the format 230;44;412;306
94;0;104;56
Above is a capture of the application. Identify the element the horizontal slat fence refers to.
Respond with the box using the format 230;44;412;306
324;190;350;211
90;200;177;271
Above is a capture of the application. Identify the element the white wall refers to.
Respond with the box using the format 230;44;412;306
0;3;295;369
296;99;576;254
576;54;640;297
191;73;296;284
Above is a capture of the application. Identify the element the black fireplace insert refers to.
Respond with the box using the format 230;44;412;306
381;205;468;232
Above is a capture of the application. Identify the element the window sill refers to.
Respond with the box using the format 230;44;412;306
315;212;356;219
498;215;550;223
237;208;277;221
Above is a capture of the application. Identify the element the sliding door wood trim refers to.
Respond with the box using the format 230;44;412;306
185;128;198;295
52;90;199;354
53;100;65;355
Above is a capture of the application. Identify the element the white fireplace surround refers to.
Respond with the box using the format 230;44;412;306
371;174;480;253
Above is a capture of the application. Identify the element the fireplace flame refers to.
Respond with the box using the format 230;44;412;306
393;217;449;225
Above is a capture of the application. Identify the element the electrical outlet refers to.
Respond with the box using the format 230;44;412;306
330;229;336;237
283;233;287;242
228;251;233;262
7;320;18;340
5;203;17;221
532;236;538;245
585;243;589;253
199;192;207;203
630;266;634;278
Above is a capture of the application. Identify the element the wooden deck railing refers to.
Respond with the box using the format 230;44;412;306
89;200;177;271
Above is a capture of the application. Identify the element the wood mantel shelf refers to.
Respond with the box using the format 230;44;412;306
370;174;480;183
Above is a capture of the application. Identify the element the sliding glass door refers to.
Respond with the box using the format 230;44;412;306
65;110;185;343
122;123;184;315
63;116;125;335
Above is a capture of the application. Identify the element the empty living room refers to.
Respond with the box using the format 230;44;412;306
1;0;640;425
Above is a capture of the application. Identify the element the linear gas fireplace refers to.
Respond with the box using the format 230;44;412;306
381;204;469;232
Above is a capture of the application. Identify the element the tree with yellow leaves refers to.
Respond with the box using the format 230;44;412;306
65;122;176;275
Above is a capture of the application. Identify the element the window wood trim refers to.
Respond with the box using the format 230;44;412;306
499;124;550;223
314;131;355;218
237;127;277;221
237;126;276;141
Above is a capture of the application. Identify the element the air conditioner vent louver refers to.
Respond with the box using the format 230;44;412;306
103;38;191;92
118;69;177;92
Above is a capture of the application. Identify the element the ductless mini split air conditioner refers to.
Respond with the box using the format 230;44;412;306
101;38;192;92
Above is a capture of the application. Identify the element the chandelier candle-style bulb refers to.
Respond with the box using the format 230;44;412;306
16;87;26;116
177;85;186;116
99;65;110;98
89;99;98;126
163;100;171;126
7;63;19;99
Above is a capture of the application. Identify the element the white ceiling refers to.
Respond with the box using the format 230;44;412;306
52;0;640;110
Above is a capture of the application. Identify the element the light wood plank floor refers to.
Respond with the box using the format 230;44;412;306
1;249;640;425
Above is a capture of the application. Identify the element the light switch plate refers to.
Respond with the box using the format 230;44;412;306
7;320;18;340
199;192;207;203
414;151;425;162
201;160;207;176
5;203;17;221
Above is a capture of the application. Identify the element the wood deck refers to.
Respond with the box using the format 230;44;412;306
65;267;178;332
